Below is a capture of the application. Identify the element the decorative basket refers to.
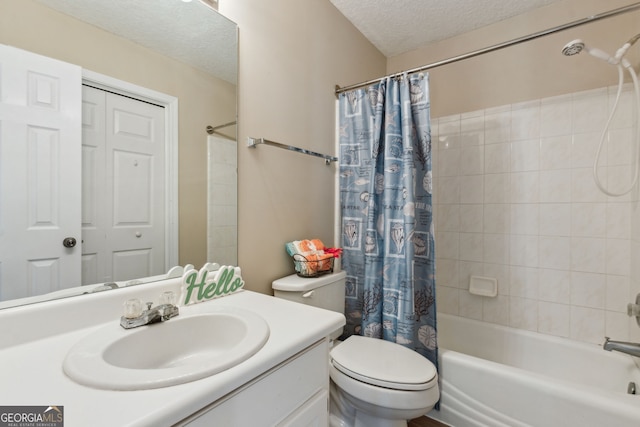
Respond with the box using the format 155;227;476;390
292;254;334;278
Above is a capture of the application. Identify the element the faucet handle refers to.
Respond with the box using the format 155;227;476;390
123;298;143;319
160;291;176;306
628;293;640;327
146;302;153;311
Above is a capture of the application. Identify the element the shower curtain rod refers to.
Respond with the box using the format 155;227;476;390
335;2;640;95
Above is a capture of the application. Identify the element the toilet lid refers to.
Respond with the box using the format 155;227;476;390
330;335;437;391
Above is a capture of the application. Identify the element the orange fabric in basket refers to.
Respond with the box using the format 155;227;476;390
287;238;334;276
310;239;325;251
302;253;333;274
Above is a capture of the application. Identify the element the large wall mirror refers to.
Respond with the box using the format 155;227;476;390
0;0;238;308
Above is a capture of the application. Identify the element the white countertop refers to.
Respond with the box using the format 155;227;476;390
0;281;345;426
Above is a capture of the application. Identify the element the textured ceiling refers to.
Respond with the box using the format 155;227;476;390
330;0;564;57
34;0;566;80
35;0;237;83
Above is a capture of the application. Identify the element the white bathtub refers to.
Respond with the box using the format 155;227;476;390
427;313;640;427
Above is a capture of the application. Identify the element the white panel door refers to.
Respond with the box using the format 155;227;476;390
0;44;82;300
80;85;106;284
81;86;165;283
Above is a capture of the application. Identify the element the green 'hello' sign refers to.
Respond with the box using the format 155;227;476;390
181;265;244;305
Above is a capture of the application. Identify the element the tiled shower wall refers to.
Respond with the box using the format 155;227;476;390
432;84;639;345
207;135;238;266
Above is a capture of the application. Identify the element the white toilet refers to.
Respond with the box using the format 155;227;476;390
272;271;439;427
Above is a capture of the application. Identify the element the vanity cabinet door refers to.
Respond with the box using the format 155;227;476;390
277;389;328;427
182;340;329;427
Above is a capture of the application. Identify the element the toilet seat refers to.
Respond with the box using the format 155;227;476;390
330;335;437;391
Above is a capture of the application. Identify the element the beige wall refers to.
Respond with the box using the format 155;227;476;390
220;0;640;296
220;0;386;294
0;0;237;269
388;0;640;117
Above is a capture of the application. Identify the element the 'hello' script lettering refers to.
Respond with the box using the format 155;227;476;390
181;265;244;305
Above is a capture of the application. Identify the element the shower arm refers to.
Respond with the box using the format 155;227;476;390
616;33;640;60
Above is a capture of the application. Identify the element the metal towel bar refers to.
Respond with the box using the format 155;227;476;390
247;137;338;165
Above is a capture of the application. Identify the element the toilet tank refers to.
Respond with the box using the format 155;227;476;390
272;270;346;315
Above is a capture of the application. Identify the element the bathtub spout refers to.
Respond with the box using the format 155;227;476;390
603;337;640;358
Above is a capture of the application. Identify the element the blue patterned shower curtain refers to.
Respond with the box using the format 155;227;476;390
338;72;437;367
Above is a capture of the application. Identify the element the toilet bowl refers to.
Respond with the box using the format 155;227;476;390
272;272;440;427
329;335;438;427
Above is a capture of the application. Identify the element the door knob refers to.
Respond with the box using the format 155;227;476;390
62;237;77;248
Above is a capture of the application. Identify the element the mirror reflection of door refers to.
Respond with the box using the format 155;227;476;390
0;44;82;300
81;86;165;285
0;45;168;301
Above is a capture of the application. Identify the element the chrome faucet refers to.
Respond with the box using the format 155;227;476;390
603;337;640;358
120;301;179;329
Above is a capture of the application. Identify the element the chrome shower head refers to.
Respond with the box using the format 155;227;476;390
562;39;585;56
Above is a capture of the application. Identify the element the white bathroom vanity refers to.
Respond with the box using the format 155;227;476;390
0;278;345;426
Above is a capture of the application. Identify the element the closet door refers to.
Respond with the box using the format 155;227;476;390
80;85;106;284
0;44;82;300
81;86;165;284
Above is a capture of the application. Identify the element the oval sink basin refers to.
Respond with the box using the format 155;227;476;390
63;306;270;390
